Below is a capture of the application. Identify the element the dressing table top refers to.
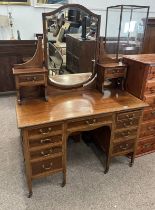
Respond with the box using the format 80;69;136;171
16;89;148;128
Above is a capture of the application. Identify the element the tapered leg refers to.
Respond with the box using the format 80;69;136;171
104;156;111;174
61;171;66;187
129;154;134;167
44;86;48;102
17;90;21;105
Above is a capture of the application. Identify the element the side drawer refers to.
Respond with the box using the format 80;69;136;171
112;140;134;155
116;110;141;121
28;123;62;139
139;121;155;138
18;74;45;84
115;110;141;129
67;114;112;131
105;67;126;79
136;136;155;155
31;156;62;176
114;128;138;141
30;144;62;161
143;106;155;121
29;134;62;148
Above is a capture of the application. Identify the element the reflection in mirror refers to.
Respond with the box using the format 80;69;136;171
43;5;100;87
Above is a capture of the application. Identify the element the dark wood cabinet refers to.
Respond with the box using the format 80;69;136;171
66;34;96;73
143;18;155;53
0;40;37;92
123;54;155;156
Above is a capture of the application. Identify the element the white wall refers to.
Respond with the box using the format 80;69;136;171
0;0;155;40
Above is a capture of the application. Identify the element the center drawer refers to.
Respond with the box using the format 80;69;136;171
67;114;112;131
28;123;62;139
29;134;62;148
31;156;62;176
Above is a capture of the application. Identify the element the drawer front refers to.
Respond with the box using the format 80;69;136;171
105;67;126;79
114;128;138;141
19;74;44;83
144;81;155;95
112;140;134;154
140;121;155;138
137;136;155;155
143;107;155;121
147;66;155;80
28;123;62;139
116;110;141;121
31;156;62;176
115;110;141;129
30;145;62;160
67;114;112;131
144;95;155;106
29;135;62;148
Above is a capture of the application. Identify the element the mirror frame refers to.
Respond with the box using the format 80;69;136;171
42;4;101;89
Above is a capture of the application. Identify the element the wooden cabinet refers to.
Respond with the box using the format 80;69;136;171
123;54;155;156
143;18;155;53
0;40;37;92
66;34;96;73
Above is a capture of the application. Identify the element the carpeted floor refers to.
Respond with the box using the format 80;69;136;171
0;94;155;210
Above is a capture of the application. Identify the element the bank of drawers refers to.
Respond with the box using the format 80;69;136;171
137;66;155;155
26;123;63;178
137;106;155;155
112;110;141;156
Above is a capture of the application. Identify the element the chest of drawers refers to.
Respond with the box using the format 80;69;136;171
123;54;155;156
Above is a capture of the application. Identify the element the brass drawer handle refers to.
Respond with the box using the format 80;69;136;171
120;143;129;150
151;111;155;115
42;162;53;170
148;126;155;131
39;127;52;135
123;122;133;127
86;119;96;125
122;131;131;137
143;144;150;149
40;138;53;144
41;148;53;157
33;76;37;81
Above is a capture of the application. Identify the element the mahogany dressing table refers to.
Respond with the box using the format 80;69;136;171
14;4;148;197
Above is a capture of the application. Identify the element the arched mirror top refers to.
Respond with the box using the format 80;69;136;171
42;4;101;89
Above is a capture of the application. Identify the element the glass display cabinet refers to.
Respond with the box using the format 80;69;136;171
104;5;150;61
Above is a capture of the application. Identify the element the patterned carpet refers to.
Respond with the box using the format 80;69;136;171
0;94;155;210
